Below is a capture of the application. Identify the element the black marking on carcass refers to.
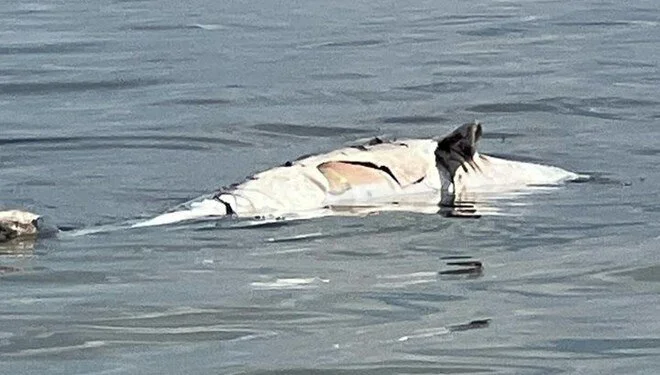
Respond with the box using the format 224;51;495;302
337;160;402;186
367;137;384;146
211;195;235;215
412;176;425;184
351;136;386;151
211;189;236;215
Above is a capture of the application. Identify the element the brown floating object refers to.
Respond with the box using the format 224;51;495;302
0;210;41;243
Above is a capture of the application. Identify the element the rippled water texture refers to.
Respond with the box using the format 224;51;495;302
1;0;659;374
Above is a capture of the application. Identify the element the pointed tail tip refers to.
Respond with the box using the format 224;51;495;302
131;210;202;228
131;202;228;229
568;172;591;183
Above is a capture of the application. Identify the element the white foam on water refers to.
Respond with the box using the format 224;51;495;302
397;327;451;342
189;23;226;31
4;340;106;357
250;277;330;290
374;271;439;288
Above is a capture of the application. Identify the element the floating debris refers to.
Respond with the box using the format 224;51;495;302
438;258;483;277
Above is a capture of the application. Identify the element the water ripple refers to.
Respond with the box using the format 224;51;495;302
0;135;251;151
159;98;232;106
459;26;525;37
252;123;372;138
0;41;103;55
302;39;384;49
379;115;448;125
0;78;169;96
467;97;659;120
397;81;488;94
309;73;376;81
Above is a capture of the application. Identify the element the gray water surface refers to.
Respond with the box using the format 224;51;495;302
1;0;659;374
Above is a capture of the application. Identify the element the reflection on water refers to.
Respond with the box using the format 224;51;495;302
0;239;36;255
1;0;660;374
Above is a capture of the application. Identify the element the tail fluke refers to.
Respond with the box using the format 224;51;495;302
434;121;482;179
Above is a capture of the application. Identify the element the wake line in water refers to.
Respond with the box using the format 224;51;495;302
58;193;528;239
3;182;577;244
57;205;317;237
60;222;139;238
10;176;583;240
